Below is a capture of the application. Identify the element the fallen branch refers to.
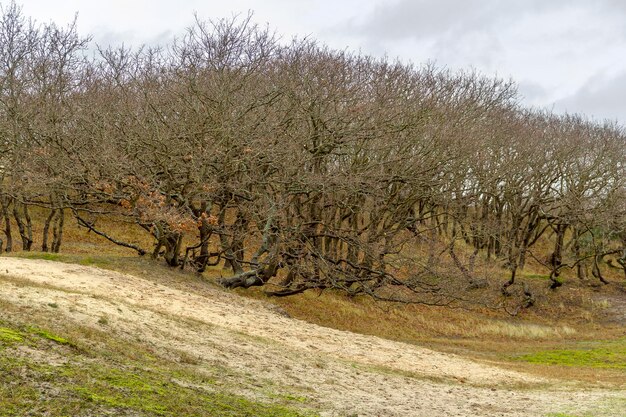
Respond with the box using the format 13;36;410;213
74;211;147;256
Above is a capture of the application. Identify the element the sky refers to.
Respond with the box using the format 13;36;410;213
9;0;626;126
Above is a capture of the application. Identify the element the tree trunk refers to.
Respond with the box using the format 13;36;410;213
196;219;212;272
502;260;517;295
217;208;244;274
572;227;588;280
449;240;472;282
164;232;182;267
13;202;33;251
42;209;56;252
548;223;566;289
1;196;13;253
231;209;248;267
221;239;280;289
591;254;608;285
23;203;33;250
617;250;626;280
52;208;65;253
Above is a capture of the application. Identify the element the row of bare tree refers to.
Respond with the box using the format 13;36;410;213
1;3;625;305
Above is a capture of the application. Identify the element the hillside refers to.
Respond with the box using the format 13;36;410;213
1;257;625;416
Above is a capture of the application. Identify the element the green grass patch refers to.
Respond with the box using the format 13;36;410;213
1;321;78;350
28;327;71;345
516;338;626;369
0;353;314;417
0;327;23;344
17;252;63;262
0;316;316;417
78;256;112;267
10;252;112;269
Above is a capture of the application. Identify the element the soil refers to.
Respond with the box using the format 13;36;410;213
1;257;624;417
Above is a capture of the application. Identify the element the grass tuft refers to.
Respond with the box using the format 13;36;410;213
478;322;577;339
0;327;23;344
29;327;71;345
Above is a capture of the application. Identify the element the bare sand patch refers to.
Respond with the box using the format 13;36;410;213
1;257;623;416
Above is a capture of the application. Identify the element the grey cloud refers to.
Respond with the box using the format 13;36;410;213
93;30;137;47
354;0;496;40
91;29;174;51
598;0;626;14
554;70;626;123
336;0;626;125
517;80;550;104
333;0;594;71
349;0;577;41
342;0;626;54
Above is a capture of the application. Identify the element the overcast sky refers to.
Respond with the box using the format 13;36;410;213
11;0;626;125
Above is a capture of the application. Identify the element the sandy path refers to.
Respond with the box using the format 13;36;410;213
0;257;623;416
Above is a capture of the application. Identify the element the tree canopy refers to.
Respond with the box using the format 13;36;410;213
1;3;625;309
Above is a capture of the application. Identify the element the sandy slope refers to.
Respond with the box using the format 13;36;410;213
0;257;623;417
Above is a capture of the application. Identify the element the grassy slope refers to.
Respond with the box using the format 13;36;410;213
0;300;315;417
8;250;626;387
1;208;626;415
1;209;319;415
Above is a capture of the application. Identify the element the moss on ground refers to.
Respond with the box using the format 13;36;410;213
0;320;316;417
17;252;63;262
0;327;23;343
29;327;72;345
0;353;310;416
516;338;626;369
